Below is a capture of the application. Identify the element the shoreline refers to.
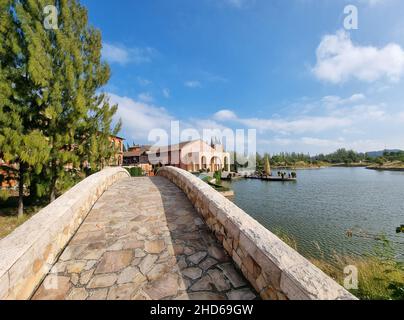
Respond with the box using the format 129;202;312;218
366;167;404;172
272;165;330;170
331;163;368;168
272;163;404;171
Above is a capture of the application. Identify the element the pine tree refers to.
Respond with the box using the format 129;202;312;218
44;0;119;201
77;97;121;172
1;0;121;208
0;0;50;217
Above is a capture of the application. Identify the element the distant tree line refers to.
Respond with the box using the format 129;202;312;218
0;1;121;217
377;151;404;163
254;149;404;169
313;149;368;164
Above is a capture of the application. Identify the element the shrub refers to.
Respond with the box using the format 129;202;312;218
0;189;10;202
127;167;144;177
214;170;222;184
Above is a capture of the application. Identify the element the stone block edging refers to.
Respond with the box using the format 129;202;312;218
0;167;130;300
157;166;357;300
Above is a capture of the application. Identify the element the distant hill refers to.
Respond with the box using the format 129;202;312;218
366;149;403;158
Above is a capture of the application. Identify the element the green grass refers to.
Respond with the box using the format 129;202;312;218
310;255;404;300
202;176;231;192
0;201;43;239
367;161;404;170
0;172;87;240
0;211;35;239
126;167;144;177
273;230;404;300
272;228;299;250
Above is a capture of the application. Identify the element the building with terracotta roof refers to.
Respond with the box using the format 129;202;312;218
150;139;231;172
123;145;151;166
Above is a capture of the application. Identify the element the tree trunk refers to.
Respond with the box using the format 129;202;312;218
17;163;25;219
50;172;57;203
50;160;57;203
50;184;56;202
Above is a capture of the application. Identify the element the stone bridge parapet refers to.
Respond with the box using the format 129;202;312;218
0;167;129;300
157;166;356;300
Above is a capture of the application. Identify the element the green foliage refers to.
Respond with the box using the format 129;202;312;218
314;149;367;164
127;167;143;177
254;149;376;167
210;183;230;192
375;157;386;165
0;0;121;213
382;150;404;162
271;152;311;165
214;170;221;184
0;0;52;216
276;230;404;300
350;237;404;300
0;189;10;202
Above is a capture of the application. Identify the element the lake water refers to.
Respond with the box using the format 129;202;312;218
225;167;404;261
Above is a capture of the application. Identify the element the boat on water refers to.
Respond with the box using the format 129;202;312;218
244;155;297;181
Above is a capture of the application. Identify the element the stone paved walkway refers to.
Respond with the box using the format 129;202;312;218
32;177;258;300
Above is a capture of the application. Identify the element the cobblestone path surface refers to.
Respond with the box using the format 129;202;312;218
33;177;258;300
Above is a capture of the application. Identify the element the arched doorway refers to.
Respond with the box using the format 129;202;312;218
210;157;222;172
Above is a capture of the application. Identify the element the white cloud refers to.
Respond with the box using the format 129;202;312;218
102;43;156;65
260;136;385;154
213;109;237;121
359;0;391;6
107;91;404;154
188;118;231;132
330;104;386;120
397;112;404;122
237;116;353;134
137;92;154;103
210;92;404;153
162;88;170;98
212;93;392;135
137;77;152;86
361;0;381;5
313;30;404;83
108;93;173;140
213;99;360;134
184;80;202;88
322;93;365;107
221;0;253;8
102;43;129;65
300;137;350;148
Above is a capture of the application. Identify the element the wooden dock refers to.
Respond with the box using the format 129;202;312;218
245;175;297;182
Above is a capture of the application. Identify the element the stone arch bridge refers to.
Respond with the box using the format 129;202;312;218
0;167;355;300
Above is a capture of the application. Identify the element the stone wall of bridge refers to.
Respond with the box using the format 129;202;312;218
0;167;130;300
157;166;356;300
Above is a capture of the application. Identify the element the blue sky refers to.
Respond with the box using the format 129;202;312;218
82;0;404;154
